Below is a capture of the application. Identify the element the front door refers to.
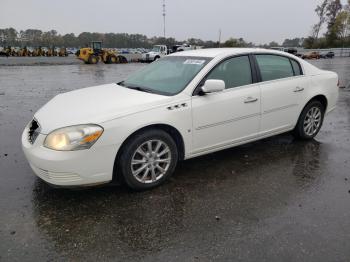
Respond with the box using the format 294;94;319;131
191;55;261;155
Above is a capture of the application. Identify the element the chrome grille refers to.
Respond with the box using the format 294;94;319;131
28;119;41;144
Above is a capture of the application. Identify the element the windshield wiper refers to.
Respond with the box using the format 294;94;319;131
117;81;125;86
118;81;155;94
127;86;155;94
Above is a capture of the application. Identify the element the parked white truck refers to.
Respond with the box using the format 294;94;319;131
140;45;168;62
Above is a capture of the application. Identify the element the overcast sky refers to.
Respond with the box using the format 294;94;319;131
0;0;347;44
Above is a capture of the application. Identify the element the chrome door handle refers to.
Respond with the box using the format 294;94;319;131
244;97;258;103
294;86;304;92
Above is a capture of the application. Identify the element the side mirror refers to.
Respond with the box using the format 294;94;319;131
201;79;225;93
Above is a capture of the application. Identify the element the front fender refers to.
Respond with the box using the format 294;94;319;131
99;100;192;158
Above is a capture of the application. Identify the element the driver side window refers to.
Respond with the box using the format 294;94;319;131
207;56;252;89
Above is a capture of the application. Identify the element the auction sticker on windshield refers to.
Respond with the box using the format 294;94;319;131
183;59;206;65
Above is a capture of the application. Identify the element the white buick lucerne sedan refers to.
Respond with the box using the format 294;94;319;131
22;48;339;190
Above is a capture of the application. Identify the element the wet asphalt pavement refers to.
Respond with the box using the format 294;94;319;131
0;57;350;261
0;55;80;66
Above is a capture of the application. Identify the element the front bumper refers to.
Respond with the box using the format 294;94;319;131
21;126;119;186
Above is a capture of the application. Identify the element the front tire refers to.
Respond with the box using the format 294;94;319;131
293;100;325;140
118;129;178;190
88;55;98;64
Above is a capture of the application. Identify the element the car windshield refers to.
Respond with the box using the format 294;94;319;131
121;56;211;96
152;46;161;52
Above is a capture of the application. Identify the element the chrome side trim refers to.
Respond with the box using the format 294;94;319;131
263;104;298;115
195;112;260;131
195;104;297;131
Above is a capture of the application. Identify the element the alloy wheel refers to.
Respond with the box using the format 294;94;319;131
131;140;171;184
303;106;322;136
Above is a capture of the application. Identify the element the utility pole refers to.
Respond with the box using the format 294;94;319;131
218;29;221;47
162;0;166;38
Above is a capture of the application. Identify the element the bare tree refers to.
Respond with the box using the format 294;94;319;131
325;0;342;44
313;0;329;42
345;0;350;40
335;11;350;40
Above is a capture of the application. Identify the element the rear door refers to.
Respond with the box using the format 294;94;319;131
254;54;308;135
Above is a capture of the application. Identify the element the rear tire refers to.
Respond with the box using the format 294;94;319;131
108;55;117;64
118;129;178;191
293;100;325;140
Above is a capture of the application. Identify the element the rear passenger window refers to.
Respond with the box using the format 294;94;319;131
290;59;302;76
207;56;252;89
255;55;294;81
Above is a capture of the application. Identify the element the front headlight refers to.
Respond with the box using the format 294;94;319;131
44;124;103;151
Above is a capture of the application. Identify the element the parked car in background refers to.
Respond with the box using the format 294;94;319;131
174;43;192;52
320;51;335;59
67;48;77;55
171;45;184;53
140;45;168;62
284;48;298;55
302;51;320;59
270;47;285;52
171;44;202;53
22;48;339;190
270;47;299;56
119;49;130;54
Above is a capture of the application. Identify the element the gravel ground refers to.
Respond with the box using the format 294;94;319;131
0;57;350;262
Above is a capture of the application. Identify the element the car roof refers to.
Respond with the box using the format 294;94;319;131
168;48;293;58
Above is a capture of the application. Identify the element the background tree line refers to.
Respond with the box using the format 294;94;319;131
0;28;233;48
304;0;350;48
1;0;349;50
0;28;291;49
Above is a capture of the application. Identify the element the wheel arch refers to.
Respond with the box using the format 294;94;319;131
112;123;186;183
117;55;128;63
294;94;328;130
306;94;328;111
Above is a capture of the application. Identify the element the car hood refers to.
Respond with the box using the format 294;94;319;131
34;83;173;134
144;51;158;56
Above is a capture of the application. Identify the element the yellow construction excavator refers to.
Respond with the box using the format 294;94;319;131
77;41;127;64
58;47;68;57
46;47;58;57
32;47;45;56
17;47;30;56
